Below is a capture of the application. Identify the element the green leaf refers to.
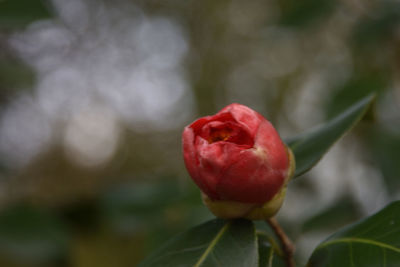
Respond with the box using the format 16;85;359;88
138;219;258;267
258;233;285;267
308;201;400;266
286;94;375;177
0;0;52;29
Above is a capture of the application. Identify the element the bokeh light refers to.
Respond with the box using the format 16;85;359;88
0;0;399;265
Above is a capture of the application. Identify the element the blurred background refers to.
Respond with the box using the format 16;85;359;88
0;0;399;266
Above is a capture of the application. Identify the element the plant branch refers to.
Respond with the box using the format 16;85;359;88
266;217;295;267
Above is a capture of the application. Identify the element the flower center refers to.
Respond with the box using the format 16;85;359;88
200;121;254;148
208;128;232;143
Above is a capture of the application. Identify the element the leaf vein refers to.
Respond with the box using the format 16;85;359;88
317;237;400;253
193;222;230;267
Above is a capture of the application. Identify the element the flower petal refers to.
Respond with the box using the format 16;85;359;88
216;148;284;203
218;103;263;138
195;138;245;199
255;120;289;172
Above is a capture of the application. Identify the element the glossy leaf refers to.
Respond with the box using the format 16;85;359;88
308;201;400;266
139;219;258;267
258;233;285;267
286;94;375;177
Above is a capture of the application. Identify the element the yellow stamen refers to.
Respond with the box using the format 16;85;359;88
208;129;232;143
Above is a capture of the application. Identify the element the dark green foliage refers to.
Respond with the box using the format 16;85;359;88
258;234;285;267
286;94;375;177
308;201;400;266
139;219;258;267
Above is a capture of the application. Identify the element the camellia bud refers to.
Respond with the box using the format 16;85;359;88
182;103;295;220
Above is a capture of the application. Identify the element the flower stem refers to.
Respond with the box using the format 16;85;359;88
266;217;295;267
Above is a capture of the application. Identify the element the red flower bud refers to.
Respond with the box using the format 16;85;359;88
182;103;295;219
